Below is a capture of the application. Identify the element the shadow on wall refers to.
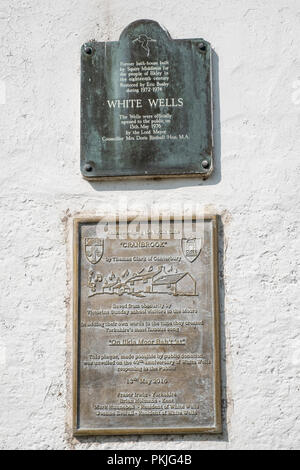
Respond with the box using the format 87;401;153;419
72;217;228;446
87;50;221;193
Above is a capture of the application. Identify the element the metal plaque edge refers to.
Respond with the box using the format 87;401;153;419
72;215;222;436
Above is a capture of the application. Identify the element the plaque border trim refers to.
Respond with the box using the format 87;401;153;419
72;215;222;436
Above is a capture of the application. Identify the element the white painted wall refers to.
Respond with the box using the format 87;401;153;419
0;0;299;450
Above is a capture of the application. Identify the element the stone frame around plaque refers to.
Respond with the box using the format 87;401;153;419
72;216;222;436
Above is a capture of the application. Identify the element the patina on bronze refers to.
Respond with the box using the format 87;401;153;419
73;216;221;435
81;20;213;180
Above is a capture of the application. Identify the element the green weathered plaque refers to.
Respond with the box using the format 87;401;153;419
81;20;213;180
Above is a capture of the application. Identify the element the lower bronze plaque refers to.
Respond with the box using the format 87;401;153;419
73;216;221;435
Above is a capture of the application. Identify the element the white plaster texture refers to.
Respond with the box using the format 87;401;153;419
0;0;299;450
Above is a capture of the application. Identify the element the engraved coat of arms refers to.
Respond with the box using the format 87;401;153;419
181;238;202;263
84;238;104;264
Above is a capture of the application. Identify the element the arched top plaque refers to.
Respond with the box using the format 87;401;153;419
81;20;213;180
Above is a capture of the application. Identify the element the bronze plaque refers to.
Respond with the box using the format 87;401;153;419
73;216;221;435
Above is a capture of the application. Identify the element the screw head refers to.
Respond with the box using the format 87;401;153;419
84;46;93;55
84;164;93;172
198;42;206;51
202;160;210;169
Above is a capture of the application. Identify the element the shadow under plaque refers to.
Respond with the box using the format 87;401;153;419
73;216;221;435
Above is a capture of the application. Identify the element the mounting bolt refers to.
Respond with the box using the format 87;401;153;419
198;42;206;51
84;164;93;172
84;46;93;56
202;160;210;169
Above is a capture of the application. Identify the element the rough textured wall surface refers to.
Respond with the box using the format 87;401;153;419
0;0;299;450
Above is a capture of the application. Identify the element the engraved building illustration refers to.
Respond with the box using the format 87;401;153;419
88;265;197;297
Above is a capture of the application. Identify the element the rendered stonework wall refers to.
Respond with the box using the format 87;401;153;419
0;0;299;450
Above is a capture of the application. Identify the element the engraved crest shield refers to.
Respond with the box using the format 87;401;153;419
181;238;202;263
84;238;104;264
